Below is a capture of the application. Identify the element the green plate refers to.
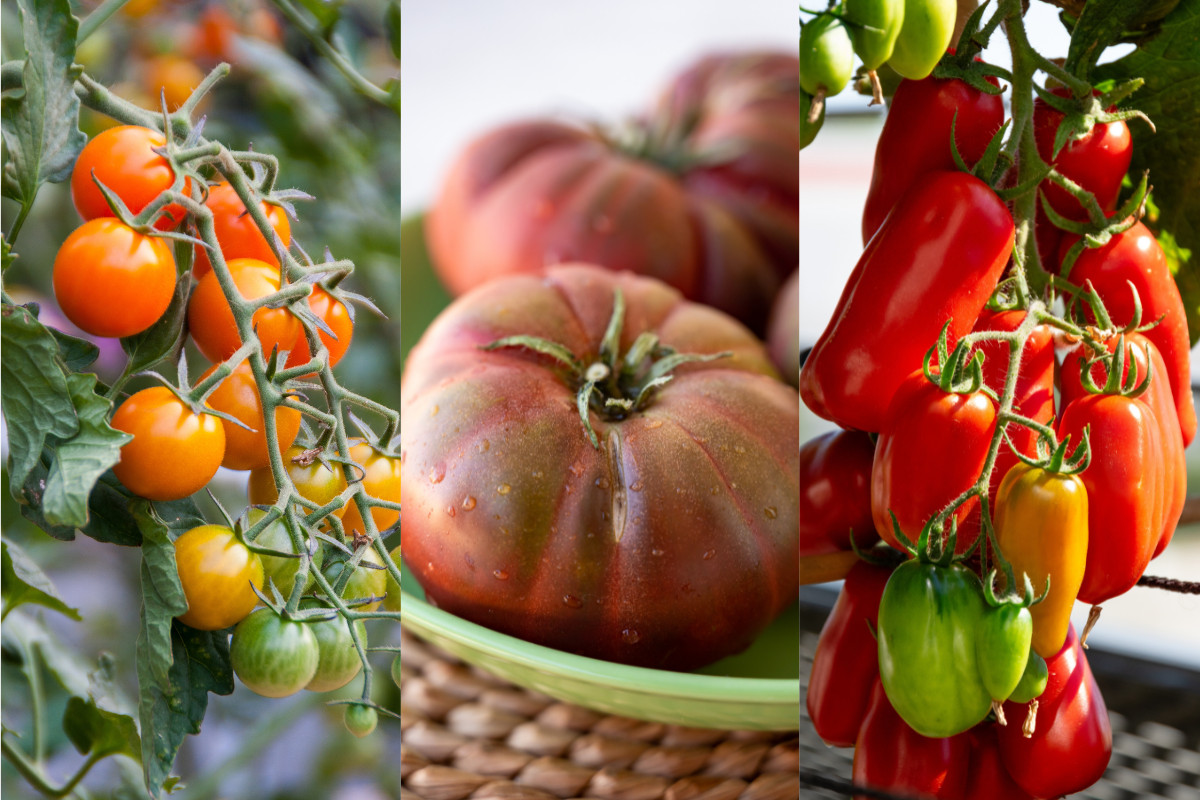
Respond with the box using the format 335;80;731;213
399;561;800;731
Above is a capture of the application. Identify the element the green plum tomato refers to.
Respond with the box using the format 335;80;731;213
844;0;906;71
976;603;1034;702
799;14;855;100
889;0;955;80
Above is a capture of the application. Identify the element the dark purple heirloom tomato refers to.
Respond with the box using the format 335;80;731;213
401;265;799;670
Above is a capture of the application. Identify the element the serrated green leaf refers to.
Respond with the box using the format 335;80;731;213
3;610;90;696
134;501;229;798
1;302;78;490
1;537;81;619
0;0;86;203
121;267;187;372
1095;0;1200;343
42;372;129;528
63;653;141;760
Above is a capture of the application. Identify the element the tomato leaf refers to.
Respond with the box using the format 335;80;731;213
0;538;81;619
121;276;188;374
1064;0;1149;77
134;501;230;798
63;653;141;761
1;301;79;491
1095;0;1200;343
385;0;401;61
0;0;85;204
42;372;130;529
49;327;100;372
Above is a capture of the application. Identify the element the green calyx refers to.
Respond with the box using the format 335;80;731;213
482;289;730;449
1077;333;1153;399
923;321;989;398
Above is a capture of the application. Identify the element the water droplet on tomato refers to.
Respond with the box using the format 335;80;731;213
445;506;456;517
651;548;664;556
764;506;778;520
569;462;585;477
735;445;746;454
630;480;644;492
595;477;610;490
464;553;475;569
497;484;511;495
428;464;445;484
646;419;663;429
477;439;490;453
703;549;716;560
493;569;509;580
622;629;640;644
532;470;544;478
430;404;439;417
462;496;477;511
563;594;582;609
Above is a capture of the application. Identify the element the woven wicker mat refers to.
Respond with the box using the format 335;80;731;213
399;627;801;800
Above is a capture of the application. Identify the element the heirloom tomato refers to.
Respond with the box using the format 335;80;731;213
174;525;263;631
877;559;992;737
801;171;1013;432
807;561;892;747
1034;87;1132;222
70;125;190;230
187;257;301;363
230;608;319;698
52;218;176;338
401;266;798;670
998;625;1112;799
192;182;292;277
871;370;996;551
200;362;301;471
993;461;1088;657
800;429;877;557
861;75;1005;244
429;52;797;330
111;386;225;501
1057;385;1163;605
1063;221;1195;445
1060;333;1184;558
852;680;970;799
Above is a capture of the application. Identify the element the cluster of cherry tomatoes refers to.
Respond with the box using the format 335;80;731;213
801;44;1190;800
52;120;401;730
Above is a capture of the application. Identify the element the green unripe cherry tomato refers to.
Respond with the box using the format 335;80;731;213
878;559;993;737
301;602;368;693
800;90;825;150
976;603;1034;701
246;509;324;597
844;0;906;71
230;608;319;698
383;546;400;612
344;704;378;738
1009;650;1049;704
325;546;388;612
799;13;855;99
889;0;956;80
391;654;402;689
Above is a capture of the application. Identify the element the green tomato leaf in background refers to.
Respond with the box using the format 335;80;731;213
1;537;82;619
1065;0;1154;76
63;652;142;761
1095;0;1200;343
42;372;130;529
399;214;452;374
386;0;401;61
0;0;85;203
1;302;78;491
133;500;230;799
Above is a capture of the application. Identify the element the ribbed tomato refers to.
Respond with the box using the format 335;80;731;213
428;52;797;331
401;265;798;670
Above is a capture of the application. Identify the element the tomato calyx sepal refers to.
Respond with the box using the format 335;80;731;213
483;288;730;449
1053;170;1151;276
922;321;991;399
1034;79;1154;160
934;5;1011;96
1077;333;1153;399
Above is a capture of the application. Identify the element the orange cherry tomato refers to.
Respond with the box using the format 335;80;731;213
111;386;225;501
70;125;190;230
192;182;292;277
341;441;400;538
52;218;176;338
142;54;206;112
187;257;301;363
175;524;264;630
247;445;349;529
201;362;301;470
286;286;353;373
